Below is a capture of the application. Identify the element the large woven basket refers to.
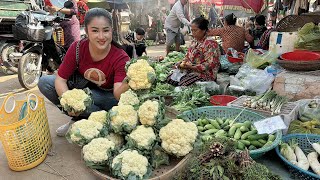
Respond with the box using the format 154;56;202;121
277;59;320;71
179;106;282;159
275;134;320;180
84;154;190;180
276;15;320;32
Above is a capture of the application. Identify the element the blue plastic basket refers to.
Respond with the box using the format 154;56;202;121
275;134;320;180
179;106;282;159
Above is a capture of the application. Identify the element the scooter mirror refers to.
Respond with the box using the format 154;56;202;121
64;1;74;9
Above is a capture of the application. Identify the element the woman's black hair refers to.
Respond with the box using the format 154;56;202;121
84;8;122;49
191;16;209;31
255;14;266;26
224;13;237;25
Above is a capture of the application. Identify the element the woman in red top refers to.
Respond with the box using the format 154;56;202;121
207;13;253;53
167;16;220;86
38;8;130;136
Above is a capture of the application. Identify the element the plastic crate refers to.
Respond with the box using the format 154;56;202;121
227;95;299;134
179;106;282;159
275;134;320;180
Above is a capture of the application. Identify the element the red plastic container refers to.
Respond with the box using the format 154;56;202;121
280;51;320;61
210;95;237;106
227;52;245;63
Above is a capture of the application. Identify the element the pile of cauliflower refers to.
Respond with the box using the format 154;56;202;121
127;59;156;90
60;88;92;114
70;57;202;179
83;138;115;168
109;105;138;134
111;149;151;179
66;119;103;146
126;125;156;152
159;119;198;157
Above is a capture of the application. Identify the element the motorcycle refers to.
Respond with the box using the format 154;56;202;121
12;1;73;89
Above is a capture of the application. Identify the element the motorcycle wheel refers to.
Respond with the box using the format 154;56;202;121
1;43;18;73
18;52;41;90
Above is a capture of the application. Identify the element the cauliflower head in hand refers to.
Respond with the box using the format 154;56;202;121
60;88;92;113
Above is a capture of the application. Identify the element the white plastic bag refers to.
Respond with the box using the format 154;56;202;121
170;69;186;82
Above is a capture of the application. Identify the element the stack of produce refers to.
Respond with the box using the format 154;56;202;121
280;141;320;176
194;116;276;151
288;100;320;135
243;89;287;114
64;57;201;179
174;138;281;180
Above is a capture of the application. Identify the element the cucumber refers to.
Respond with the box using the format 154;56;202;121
239;126;249;132
203;129;219;135
248;145;257;150
240;130;257;140
201;135;212;141
197;119;203;126
258;139;267;145
237;141;245;150
247;134;269;141
263;141;273;147
210;120;221;129
217;118;224;125
215;129;226;136
201;119;210;125
204;124;215;130
250;140;264;148
250;125;256;131
228;126;237;137
267;134;276;142
234;128;242;140
197;126;205;132
193;121;199;126
243;121;252;128
239;140;251;146
221;119;230;128
233;123;244;128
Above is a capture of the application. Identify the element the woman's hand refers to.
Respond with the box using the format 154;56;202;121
47;5;58;14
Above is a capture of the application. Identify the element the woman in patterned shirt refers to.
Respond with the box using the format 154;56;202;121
167;16;220;86
207;13;253;53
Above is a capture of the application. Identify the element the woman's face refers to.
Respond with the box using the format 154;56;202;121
191;23;206;40
86;16;113;51
254;20;262;29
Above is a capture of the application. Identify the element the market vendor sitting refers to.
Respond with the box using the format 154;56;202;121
122;27;147;58
207;13;253;54
167;16;220;86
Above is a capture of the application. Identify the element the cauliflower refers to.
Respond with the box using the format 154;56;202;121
111;149;151;179
159;119;198;157
110;105;138;134
138;100;162;126
126;125;156;152
83;138;115;169
106;133;124;148
127;59;156;90
66;119;103;146
60;88;92;113
88;110;108;124
118;89;140;106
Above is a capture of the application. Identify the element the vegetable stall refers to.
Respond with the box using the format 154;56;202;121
56;45;320;179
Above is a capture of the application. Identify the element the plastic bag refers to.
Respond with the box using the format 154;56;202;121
245;69;275;94
170;69;186;82
195;81;220;94
245;48;278;69
298;99;320;122
219;55;232;70
231;64;274;94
